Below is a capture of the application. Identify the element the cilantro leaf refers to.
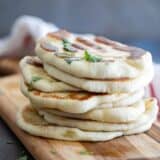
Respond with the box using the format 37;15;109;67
63;39;71;51
62;39;70;44
31;76;42;83
78;150;93;155
64;58;73;64
84;50;102;62
62;39;76;52
64;57;82;64
29;76;42;90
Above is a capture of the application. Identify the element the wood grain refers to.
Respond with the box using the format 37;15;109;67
0;59;19;77
0;75;160;160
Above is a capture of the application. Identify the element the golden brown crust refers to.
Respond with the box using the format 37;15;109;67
47;29;71;40
46;30;146;59
32;90;108;100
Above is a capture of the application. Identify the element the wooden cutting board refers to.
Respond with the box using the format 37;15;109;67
0;75;160;160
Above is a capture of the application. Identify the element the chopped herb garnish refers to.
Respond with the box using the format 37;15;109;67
84;50;102;62
64;58;73;64
78;150;93;155
63;39;71;51
31;76;42;82
29;76;42;91
62;39;76;52
63;130;75;138
63;39;70;44
64;57;81;64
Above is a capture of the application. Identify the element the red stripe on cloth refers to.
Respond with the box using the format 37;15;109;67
149;83;160;105
149;83;160;120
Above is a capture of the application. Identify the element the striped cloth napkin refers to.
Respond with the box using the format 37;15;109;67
149;64;160;119
0;15;159;118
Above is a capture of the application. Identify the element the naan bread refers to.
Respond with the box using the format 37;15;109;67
44;63;153;93
35;30;153;80
34;99;146;123
20;79;144;114
38;98;158;131
20;56;79;92
17;105;123;141
16;99;158;141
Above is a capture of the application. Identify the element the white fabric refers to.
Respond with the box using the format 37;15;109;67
0;15;58;57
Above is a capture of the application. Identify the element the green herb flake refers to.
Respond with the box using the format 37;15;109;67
17;155;28;160
78;150;93;155
64;58;72;64
84;50;102;62
31;76;42;82
29;76;42;91
63;39;71;51
63;39;70;44
62;39;76;52
63;130;75;138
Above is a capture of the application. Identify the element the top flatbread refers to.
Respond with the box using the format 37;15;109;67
35;30;153;79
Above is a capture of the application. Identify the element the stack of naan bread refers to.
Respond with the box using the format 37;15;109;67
17;30;158;141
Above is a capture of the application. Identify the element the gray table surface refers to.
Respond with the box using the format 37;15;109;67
0;118;33;160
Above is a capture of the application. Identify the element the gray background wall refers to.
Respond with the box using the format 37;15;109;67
0;0;159;40
0;0;160;61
